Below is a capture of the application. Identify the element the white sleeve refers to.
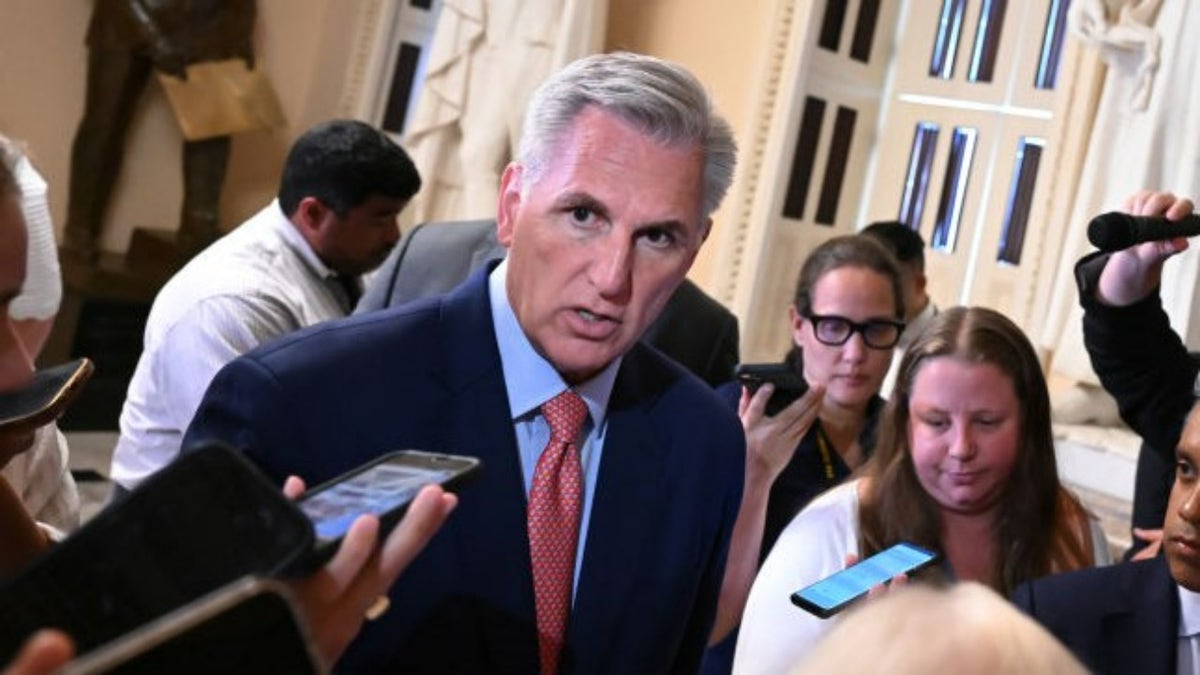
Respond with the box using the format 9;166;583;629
732;483;860;675
155;294;299;439
1;425;80;534
9;157;61;321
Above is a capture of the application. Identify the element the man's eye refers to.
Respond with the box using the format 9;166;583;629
1180;460;1197;479
569;207;593;223
642;228;676;249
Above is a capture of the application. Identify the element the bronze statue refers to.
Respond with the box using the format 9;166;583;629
63;0;257;263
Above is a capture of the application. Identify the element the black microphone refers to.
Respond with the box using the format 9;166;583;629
1088;212;1200;252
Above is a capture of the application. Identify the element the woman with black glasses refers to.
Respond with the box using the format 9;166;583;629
703;235;905;673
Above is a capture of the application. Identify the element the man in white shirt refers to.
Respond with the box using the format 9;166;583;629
110;120;421;493
1012;396;1200;674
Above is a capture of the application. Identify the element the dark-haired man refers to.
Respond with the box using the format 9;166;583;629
110;119;421;493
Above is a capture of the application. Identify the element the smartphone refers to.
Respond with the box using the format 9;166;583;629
62;576;324;675
735;362;810;416
789;542;939;618
0;358;94;431
295;450;482;569
0;443;314;663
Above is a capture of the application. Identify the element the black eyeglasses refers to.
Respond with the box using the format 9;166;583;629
803;313;905;350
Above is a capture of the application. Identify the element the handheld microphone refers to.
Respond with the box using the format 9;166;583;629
1087;212;1200;252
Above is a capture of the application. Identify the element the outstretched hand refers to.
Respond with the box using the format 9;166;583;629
1097;190;1195;306
286;483;456;667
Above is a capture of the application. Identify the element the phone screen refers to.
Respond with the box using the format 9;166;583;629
299;460;460;541
790;542;938;618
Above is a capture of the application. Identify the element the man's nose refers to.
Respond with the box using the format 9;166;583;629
589;237;634;301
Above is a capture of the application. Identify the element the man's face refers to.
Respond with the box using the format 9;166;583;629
312;194;408;276
497;106;709;384
1166;405;1200;590
0;193;36;466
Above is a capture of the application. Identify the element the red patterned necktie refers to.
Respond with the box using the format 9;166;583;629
528;390;588;675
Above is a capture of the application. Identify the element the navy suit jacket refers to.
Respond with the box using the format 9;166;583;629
1011;558;1178;674
184;265;746;673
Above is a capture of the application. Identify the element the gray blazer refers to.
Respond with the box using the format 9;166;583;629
359;219;740;386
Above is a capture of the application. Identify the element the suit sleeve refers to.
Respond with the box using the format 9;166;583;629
181;355;304;486
1078;251;1197;455
670;427;744;673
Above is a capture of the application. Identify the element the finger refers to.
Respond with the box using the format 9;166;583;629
1132;527;1163;542
843;552;860;568
740;384;773;422
891;573;909;589
322;515;382;593
283;476;306;500
1137;191;1178;217
1165;197;1195;221
3;630;74;675
377;485;458;581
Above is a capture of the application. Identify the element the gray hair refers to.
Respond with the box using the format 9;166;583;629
518;51;737;218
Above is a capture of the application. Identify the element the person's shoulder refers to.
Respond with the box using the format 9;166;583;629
1014;557;1167;617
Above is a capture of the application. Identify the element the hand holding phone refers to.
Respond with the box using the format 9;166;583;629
293;450;481;572
0;358;93;432
735;362;810;416
790;542;939;618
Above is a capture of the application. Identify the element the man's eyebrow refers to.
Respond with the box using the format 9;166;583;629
551;191;692;237
552;191;610;220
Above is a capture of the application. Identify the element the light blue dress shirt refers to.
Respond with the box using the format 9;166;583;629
488;260;621;598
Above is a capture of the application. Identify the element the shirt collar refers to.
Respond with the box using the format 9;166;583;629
270;199;341;281
1178;583;1200;638
487;259;619;427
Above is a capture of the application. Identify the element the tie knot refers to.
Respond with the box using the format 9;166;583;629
541;390;588;443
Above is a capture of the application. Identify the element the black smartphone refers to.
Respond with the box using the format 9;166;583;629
735;362;810;416
0;358;94;431
62;577;324;675
789;542;939;618
295;450;482;569
0;443;314;663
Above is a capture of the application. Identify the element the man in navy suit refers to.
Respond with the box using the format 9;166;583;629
1013;191;1200;674
184;51;745;673
1011;398;1200;674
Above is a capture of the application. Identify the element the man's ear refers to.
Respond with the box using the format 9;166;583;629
496;163;523;248
292;196;332;239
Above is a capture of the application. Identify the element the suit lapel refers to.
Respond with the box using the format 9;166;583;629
566;347;672;670
1101;558;1178;674
436;267;540;668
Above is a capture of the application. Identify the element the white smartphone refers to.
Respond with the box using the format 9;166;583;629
789;542;939;618
62;576;324;675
